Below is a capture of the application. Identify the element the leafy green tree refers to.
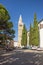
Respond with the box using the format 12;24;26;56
21;25;27;46
33;13;39;46
29;23;34;45
29;24;33;45
29;13;39;46
0;4;10;22
0;4;15;44
0;4;10;30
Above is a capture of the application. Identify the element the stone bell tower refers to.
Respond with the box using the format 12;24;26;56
18;15;24;47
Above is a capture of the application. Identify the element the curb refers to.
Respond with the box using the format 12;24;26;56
23;50;43;53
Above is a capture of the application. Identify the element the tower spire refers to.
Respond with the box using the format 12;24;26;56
18;15;23;25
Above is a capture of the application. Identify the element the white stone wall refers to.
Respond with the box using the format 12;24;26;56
14;41;18;47
38;20;43;48
27;32;29;47
39;29;43;48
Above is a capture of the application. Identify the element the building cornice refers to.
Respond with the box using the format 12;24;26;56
38;19;43;24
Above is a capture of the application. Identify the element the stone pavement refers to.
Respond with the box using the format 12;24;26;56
0;49;43;55
0;49;7;55
0;49;43;65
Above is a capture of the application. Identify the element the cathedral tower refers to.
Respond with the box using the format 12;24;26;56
18;15;24;47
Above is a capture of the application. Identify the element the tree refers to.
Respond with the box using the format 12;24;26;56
29;13;39;46
29;23;33;45
21;25;27;46
29;24;33;45
0;4;15;44
0;4;10;22
33;13;39;46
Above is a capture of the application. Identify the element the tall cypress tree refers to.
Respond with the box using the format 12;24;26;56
29;24;32;45
29;23;34;45
21;24;27;46
33;13;39;46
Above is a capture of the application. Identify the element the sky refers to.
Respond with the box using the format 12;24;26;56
0;0;43;41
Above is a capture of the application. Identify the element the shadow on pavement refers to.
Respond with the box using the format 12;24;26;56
0;50;43;65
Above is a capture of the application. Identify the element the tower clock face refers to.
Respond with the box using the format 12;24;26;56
18;24;23;29
19;24;22;27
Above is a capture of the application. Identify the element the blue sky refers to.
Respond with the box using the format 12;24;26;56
0;0;43;41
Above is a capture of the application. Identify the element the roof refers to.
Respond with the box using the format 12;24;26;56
38;19;43;24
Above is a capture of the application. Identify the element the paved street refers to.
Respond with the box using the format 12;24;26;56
0;49;43;65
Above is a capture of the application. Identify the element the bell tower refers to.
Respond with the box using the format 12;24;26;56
18;15;24;47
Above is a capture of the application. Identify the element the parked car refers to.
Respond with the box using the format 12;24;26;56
22;46;32;49
37;47;43;51
22;46;28;49
32;46;37;50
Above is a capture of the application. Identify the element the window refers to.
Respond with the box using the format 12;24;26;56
40;24;43;29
